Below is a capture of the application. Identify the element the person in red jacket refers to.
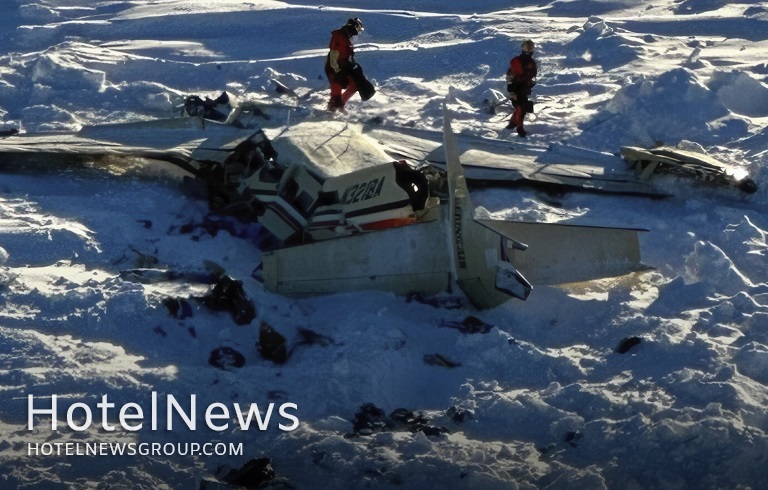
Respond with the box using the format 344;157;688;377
325;18;364;111
505;40;538;137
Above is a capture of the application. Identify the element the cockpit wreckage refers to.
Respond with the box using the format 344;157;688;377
2;103;749;308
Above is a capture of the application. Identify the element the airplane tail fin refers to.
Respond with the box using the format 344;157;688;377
443;106;534;307
442;106;646;308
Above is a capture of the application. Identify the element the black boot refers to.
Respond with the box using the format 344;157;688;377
327;95;344;111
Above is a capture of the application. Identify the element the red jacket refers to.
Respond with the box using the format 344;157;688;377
325;28;354;77
507;53;537;95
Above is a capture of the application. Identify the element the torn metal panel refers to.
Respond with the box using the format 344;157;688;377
262;219;451;297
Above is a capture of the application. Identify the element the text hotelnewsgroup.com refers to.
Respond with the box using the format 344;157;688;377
28;441;244;457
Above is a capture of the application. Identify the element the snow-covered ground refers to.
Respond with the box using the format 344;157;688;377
1;0;768;488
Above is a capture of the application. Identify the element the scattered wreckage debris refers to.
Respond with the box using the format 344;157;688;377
121;257;226;287
438;315;494;334
621;145;758;193
149;274;256;325
258;322;288;364
272;79;300;98
482;88;510;115
257;323;340;364
350;403;450;437
423;353;462;368
405;292;464;309
208;346;246;370
181;92;232;122
201;276;257;325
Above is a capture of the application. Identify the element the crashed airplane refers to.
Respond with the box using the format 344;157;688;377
257;110;647;308
0;104;649;308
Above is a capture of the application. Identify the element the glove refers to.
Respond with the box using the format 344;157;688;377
508;93;518;101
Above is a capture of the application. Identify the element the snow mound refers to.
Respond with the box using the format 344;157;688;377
30;45;108;92
732;342;768;384
20;104;82;132
19;3;63;22
684;240;756;294
709;70;768;117
721;216;768;279
673;0;730;14
573;67;749;150
564;17;642;70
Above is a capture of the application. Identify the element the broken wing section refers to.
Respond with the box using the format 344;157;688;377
620;145;757;194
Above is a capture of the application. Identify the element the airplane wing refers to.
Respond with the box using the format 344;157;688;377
367;125;670;197
0;117;265;174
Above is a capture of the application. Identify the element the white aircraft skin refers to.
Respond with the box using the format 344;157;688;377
262;109;646;308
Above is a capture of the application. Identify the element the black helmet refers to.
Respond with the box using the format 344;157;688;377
521;40;535;53
345;17;364;35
